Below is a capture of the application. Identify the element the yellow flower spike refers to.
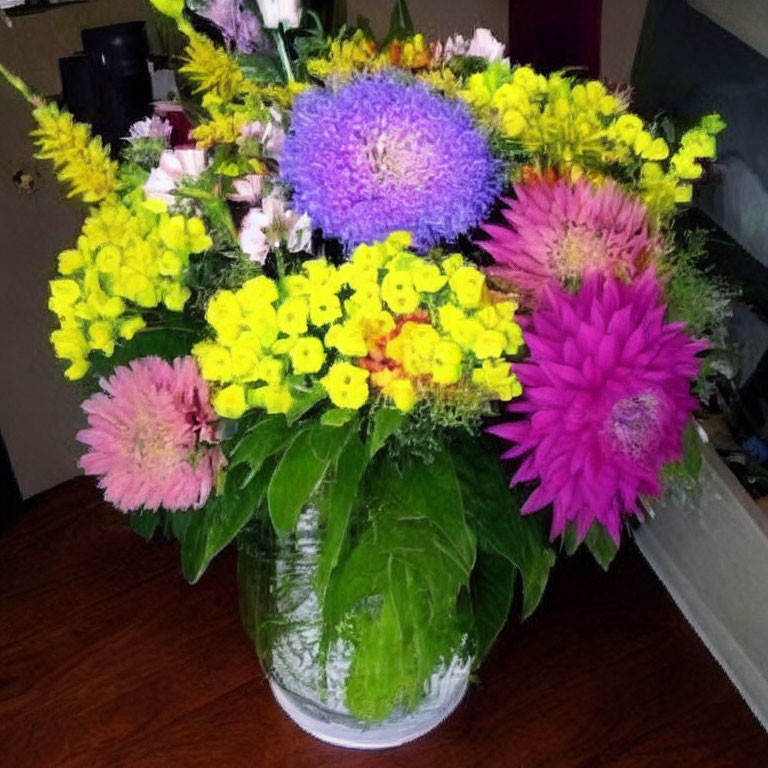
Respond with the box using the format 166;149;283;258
277;296;310;336
431;340;463;385
449;266;486;309
472;359;522;401
193;341;233;381
64;358;91;381
163;283;191;312
321;362;369;410
181;30;247;102
213;384;248;419
58;248;87;275
289;336;326;374
119;316;146;341
87;321;115;355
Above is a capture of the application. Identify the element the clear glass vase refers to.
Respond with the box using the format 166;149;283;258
237;505;472;749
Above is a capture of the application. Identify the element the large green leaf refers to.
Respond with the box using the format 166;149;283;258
229;414;293;480
452;435;555;619
314;433;368;603
129;509;163;541
267;419;355;534
471;550;516;663
181;462;268;583
324;453;475;722
367;450;475;575
366;407;405;459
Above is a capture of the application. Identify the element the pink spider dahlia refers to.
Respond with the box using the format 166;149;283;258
478;178;660;305
489;272;707;544
77;356;223;513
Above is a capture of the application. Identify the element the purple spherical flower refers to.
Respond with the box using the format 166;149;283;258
280;75;501;250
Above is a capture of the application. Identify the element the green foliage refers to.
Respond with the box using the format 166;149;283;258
385;389;496;463
470;551;517;662
584;524;618;571
386;0;414;41
325;449;474;721
120;139;166;172
665;228;736;344
181;461;269;583
367;406;405;458
452;435;555;620
82;317;202;395
267;418;356;533
662;420;704;496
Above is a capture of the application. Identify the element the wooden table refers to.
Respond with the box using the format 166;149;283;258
2;477;767;767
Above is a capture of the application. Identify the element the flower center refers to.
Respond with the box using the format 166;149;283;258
556;226;610;282
606;391;661;461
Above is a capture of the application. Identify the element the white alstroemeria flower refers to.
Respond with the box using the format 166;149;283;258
228;174;264;204
256;0;301;30
127;115;173;143
144;149;208;205
238;194;312;262
467;28;507;63
241;112;286;160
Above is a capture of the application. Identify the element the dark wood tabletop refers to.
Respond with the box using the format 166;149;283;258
2;477;767;768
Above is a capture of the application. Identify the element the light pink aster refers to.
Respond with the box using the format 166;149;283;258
478;178;661;306
489;272;707;544
77;356;223;513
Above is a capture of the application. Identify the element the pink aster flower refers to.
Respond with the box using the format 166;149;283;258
489;272;707;544
478;178;661;306
77;356;223;513
144;148;208;205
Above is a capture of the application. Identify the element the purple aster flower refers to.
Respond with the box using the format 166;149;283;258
280;75;501;250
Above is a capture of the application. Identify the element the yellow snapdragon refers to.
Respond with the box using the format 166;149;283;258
48;201;211;379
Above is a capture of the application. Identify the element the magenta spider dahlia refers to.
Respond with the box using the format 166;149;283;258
77;356;223;512
477;178;661;305
489;272;707;544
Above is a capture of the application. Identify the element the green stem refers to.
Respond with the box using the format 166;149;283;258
273;29;295;84
0;62;42;107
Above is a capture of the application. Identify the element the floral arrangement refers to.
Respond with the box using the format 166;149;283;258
1;0;729;731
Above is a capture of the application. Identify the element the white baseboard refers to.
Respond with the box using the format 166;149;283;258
636;444;768;732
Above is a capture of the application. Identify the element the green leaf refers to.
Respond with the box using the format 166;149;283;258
471;550;516;663
315;434;368;602
321;408;356;427
367;407;405;458
237;52;285;84
584;522;618;571
181;462;268;583
285;379;326;425
367;451;475;575
682;420;703;482
452;435;555;619
230;414;293;477
267;419;355;534
387;0;414;39
129;510;162;541
561;523;581;556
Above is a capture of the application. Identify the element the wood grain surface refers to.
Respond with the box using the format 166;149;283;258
1;477;767;768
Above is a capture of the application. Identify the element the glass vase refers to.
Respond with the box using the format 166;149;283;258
237;504;472;750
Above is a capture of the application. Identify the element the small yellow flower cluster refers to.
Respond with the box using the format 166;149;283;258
307;30;381;80
49;200;212;380
31;102;118;203
306;31;438;81
461;63;724;220
194;232;523;419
